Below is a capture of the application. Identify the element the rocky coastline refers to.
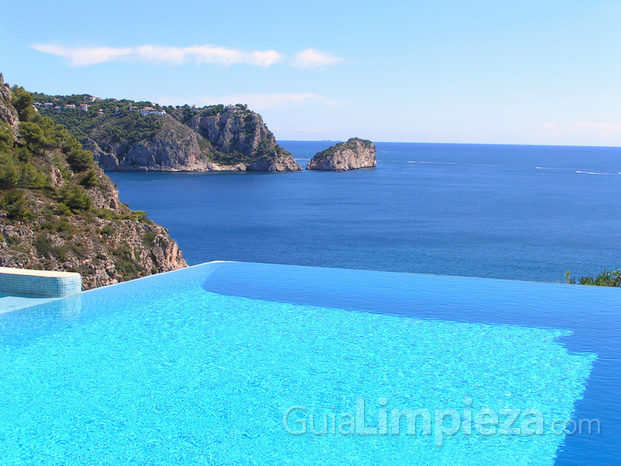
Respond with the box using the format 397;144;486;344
306;138;376;171
0;77;187;290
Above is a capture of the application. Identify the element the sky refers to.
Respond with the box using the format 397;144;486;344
2;0;621;146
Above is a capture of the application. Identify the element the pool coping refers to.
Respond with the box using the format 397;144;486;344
0;267;82;298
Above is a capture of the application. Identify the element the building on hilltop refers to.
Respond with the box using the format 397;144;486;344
140;107;167;117
79;104;88;112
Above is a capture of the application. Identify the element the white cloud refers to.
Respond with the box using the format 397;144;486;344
31;43;283;67
31;44;133;66
292;48;342;69
32;44;342;69
249;50;283;67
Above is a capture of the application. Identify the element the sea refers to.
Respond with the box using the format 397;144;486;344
107;141;621;284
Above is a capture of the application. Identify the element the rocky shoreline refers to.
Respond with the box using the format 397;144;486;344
0;77;187;290
306;138;376;171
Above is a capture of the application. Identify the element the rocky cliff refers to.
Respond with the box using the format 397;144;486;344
0;78;187;290
306;138;377;171
0;75;19;139
35;95;302;172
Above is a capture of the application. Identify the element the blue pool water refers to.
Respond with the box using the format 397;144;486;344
107;141;621;283
0;262;618;464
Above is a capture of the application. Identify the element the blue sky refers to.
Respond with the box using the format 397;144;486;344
2;0;621;145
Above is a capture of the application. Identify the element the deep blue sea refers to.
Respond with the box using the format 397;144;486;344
107;141;621;283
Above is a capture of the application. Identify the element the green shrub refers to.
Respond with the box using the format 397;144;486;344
114;259;146;280
50;245;68;261
130;210;149;222
2;189;35;221
60;186;92;213
51;156;70;180
55;220;74;233
100;225;115;237
79;169;98;187
66;149;94;172
0;152;19;189
111;242;146;280
579;270;621;287
56;202;71;215
19;121;48;153
11;86;34;120
5;235;20;246
20;162;48;188
566;269;621;287
141;231;157;246
69;240;89;258
33;235;68;262
33;234;53;256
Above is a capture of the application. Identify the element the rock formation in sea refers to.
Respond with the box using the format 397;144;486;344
306;138;377;171
34;95;302;172
0;77;187;290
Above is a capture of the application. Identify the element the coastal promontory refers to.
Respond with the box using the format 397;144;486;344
33;96;302;173
306;138;376;171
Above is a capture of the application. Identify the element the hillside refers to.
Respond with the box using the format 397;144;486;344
33;94;302;172
0;75;187;289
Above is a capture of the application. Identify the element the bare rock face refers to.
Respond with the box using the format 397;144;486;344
246;151;303;172
40;99;302;173
0;160;189;290
0;217;187;290
85;116;218;171
306;138;377;171
0;79;20;138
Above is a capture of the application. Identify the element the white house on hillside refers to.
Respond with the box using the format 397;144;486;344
140;107;166;117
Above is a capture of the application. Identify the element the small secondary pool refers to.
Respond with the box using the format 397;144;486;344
0;262;618;464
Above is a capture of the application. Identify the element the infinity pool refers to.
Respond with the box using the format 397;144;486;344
0;262;618;464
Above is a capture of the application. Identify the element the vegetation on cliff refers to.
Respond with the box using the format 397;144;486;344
306;137;376;171
565;270;621;287
0;76;186;289
32;93;301;172
313;138;374;160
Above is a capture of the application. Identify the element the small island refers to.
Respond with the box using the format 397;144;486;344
306;138;376;171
